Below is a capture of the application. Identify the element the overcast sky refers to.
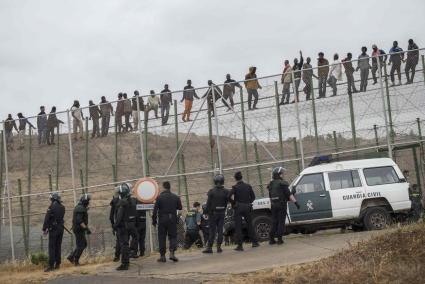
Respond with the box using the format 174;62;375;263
1;0;424;120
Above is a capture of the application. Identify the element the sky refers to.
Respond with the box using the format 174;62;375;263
1;0;424;120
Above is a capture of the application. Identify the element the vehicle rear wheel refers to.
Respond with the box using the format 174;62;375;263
363;207;391;231
252;215;272;242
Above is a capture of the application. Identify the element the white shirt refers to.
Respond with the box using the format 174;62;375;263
71;106;82;121
329;60;343;81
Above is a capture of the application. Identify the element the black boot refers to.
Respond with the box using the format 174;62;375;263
169;251;179;262
217;245;223;253
67;255;75;265
269;238;276;245
44;266;54;273
252;242;260;248
116;263;129;271
157;255;166;263
113;256;120;262
54;264;60;270
277;237;284;245
202;247;213;254
234;244;244;251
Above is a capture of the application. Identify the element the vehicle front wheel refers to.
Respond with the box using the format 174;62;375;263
363;207;391;231
252;215;272;242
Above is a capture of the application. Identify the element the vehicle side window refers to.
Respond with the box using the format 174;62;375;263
363;166;400;186
296;173;325;194
328;170;362;190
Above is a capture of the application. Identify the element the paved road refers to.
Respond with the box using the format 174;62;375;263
48;230;384;283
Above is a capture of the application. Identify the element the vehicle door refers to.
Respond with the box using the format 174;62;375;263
289;173;333;222
325;169;365;219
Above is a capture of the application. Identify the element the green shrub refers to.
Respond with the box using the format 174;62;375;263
30;252;48;266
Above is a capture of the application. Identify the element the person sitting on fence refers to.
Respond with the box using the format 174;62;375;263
46;107;64;145
145;90;160;121
17;112;36;150
37;106;47;145
4;114;18;151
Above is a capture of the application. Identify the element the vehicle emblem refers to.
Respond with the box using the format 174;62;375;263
306;200;314;211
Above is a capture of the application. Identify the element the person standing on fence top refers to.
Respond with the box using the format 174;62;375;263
202;80;223;117
71;100;84;141
302;57;317;100
68;194;91;266
132;90;144;131
405;39;419;84
152;181;183;263
244;66;262;110
280;60;292;105
292;50;304;102
388;40;404;87
356;46;371;92
146;90;160;121
371;44;387;85
223;74;242;110
4;114;18;151
328;53;343;97
37;106;47;145
89;100;102;138
115;93;124;133
17;112;36;150
123;93;133;132
317;52;329;99
342;53;358;95
42;192;65;272
99;96;114;137
181;80;200;122
160;84;173;126
46;107;64;145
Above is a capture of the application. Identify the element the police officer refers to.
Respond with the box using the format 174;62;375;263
109;193;121;262
203;174;229;254
42;192;65;272
229;171;259;251
184;202;203;249
267;167;300;245
152;181;183;262
113;183;132;270
67;194;91;266
200;203;209;247
135;199;147;257
128;191;140;258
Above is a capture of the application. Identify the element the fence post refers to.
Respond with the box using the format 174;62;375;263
48;174;53;191
114;122;118;180
112;164;117;183
274;81;284;160
348;94;357;153
293;137;301;174
173;101;182;195
143;114;150;176
26;128;32;243
0;130;3;247
181;154;190;210
40;235;44;251
207;107;215;181
291;71;305;169
253;143;264;197
79;169;85;194
373;125;379;146
18;179;28;256
377;57;393;159
3;121;15;261
66;110;77;205
309;77;320;154
85;118;89;192
136;95;146;177
101;230;105;252
383;64;395;143
422;55;425;85
56;126;60;191
211;85;223;174
333;131;339;159
240;88;250;183
416;118;425;193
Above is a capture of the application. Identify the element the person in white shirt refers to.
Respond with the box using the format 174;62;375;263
145;90;160;121
71;100;84;140
327;53;342;97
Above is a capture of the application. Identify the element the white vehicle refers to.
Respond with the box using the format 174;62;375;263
250;158;412;241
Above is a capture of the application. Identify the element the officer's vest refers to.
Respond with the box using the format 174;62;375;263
268;179;287;203
72;203;88;230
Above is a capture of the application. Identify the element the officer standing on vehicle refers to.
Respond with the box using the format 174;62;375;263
268;167;300;245
109;193;121;262
229;171;259;251
152;181;183;263
128;191;140;258
42;192;65;272
135;199;147;257
200;203;209;246
203;174;230;254
184;202;203;249
67;194;91;266
113;183;132;270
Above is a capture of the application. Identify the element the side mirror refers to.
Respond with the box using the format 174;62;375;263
399;178;406;183
291;186;296;195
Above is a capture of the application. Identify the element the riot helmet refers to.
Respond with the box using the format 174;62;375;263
214;174;225;186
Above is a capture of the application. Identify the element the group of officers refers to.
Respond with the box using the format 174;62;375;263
42;166;299;272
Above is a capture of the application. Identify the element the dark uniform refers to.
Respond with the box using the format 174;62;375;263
184;208;203;249
135;200;147;256
42;197;65;271
152;188;183;260
229;179;258;248
113;196;130;268
68;202;89;265
204;185;229;252
200;205;210;246
267;178;291;244
109;196;121;261
128;197;140;257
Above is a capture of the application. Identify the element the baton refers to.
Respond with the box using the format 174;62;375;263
62;225;72;235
